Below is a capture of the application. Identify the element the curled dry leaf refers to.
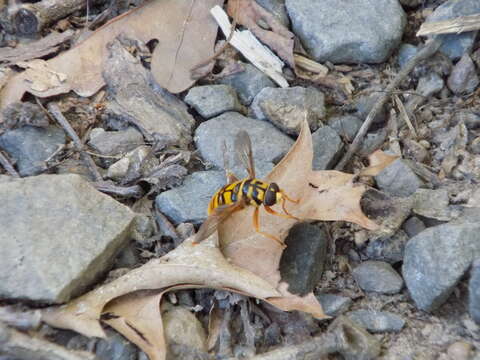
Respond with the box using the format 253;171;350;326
227;0;295;68
360;150;399;177
219;120;380;316
0;0;221;112
41;121;388;360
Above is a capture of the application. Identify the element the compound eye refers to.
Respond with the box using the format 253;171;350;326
264;185;278;206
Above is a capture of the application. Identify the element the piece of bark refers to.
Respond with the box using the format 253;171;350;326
103;37;195;146
0;30;74;64
417;13;480;36
11;0;106;36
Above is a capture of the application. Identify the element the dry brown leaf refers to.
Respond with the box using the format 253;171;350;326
103;291;166;360
16;59;68;93
41;120;389;360
0;0;221;111
360;150;399;177
41;237;281;357
219;120;380;315
227;0;294;68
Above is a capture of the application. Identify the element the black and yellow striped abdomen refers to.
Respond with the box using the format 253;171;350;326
208;179;270;214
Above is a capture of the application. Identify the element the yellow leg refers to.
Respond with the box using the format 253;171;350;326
253;206;285;247
264;205;299;221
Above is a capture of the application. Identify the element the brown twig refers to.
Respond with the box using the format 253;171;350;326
46;102;103;181
335;38;442;170
0;151;20;178
93;181;144;198
190;0;239;78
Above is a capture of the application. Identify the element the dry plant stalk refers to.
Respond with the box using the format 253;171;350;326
417;13;480;36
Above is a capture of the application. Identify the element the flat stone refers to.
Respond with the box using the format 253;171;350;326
447;53;479;95
162;303;207;359
218;63;276;105
425;0;480;60
402;216;426;237
347;310;405;333
88;127;144;156
316;293;352;317
194;112;294;179
365;230;408;264
353;261;404;294
107;146;151;181
359;128;388;156
397;43;418;68
469;260;480;325
329;115;362;141
453;110;480;130
312;126;343;170
184;85;243;119
0;174;136;303
0;125;65;176
250;86;325;135
403;222;480;311
286;0;406;64
375;159;423;197
412;188;457;221
280;223;328;295
155;171;225;224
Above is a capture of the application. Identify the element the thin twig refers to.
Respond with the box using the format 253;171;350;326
0;151;20;178
46;103;103;181
334;38;442;170
190;0;239;77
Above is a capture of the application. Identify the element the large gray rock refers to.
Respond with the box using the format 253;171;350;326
286;0;406;63
403;222;480;312
155;171;225;224
0;125;65;176
280;223;328;295
194;112;294;179
218;63;276;105
312;126;343;170
375;159;424;197
353;261;404;294
0;174;136;303
424;0;480;60
88;127;144;156
250;86;326;135
184;85;243;119
347;310;405;333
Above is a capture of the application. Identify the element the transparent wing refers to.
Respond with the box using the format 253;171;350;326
234;130;255;179
192;202;245;244
222;140;239;183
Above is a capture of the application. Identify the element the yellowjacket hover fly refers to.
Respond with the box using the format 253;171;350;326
193;131;298;246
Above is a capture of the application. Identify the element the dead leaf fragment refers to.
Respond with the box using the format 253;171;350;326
1;0;222;111
17;59;68;93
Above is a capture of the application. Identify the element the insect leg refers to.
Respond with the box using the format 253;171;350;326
252;206;286;247
281;191;300;204
264;205;299;221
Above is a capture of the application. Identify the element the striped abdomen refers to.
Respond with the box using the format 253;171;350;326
208;179;271;214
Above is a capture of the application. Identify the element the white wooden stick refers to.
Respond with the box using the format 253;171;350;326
210;5;288;88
